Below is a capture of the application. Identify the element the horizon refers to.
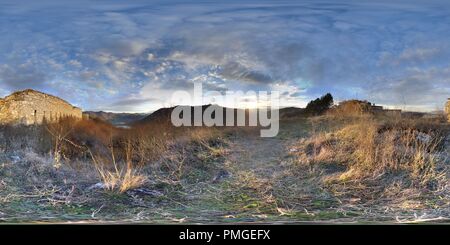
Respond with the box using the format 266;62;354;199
0;87;445;114
1;0;449;113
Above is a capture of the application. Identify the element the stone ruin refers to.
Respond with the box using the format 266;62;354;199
446;98;450;122
334;100;402;117
0;89;82;125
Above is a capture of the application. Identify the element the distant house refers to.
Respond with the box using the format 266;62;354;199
0;89;82;125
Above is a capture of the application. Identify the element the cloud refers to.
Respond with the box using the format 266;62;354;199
379;46;448;67
0;63;48;91
68;59;82;68
97;39;149;58
109;97;157;107
289;92;303;98
399;48;440;62
217;62;273;84
367;66;450;110
0;0;450;112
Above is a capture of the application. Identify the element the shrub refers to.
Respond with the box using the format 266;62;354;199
0;124;52;154
304;93;334;115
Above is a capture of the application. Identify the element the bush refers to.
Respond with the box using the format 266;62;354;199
0;124;52;154
304;93;334;116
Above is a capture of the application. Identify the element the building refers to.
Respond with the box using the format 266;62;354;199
0;89;82;125
445;98;450;122
333;100;402;117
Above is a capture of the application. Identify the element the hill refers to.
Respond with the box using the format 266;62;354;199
134;105;307;126
84;111;148;126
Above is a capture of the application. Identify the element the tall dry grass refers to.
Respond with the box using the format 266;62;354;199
297;114;449;187
1;116;230;192
0;118;162;192
87;139;147;193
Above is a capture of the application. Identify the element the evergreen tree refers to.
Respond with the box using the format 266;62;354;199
305;93;334;115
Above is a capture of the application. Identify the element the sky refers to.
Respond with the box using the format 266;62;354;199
0;0;449;112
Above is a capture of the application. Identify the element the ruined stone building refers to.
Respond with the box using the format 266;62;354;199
334;100;402;117
446;98;450;122
0;89;82;125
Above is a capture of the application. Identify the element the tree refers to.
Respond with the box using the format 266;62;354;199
305;93;334;115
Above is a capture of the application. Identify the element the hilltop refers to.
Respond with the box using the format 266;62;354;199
83;111;148;126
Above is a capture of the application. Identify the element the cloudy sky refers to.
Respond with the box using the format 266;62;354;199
0;0;449;112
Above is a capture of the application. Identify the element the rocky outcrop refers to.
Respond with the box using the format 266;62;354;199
0;89;82;125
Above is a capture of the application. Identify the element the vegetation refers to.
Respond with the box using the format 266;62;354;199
0;101;449;223
304;93;334;116
327;99;374;117
299;115;448;183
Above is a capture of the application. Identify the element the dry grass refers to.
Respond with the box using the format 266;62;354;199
291;113;450;216
86;135;148;193
3;108;448;223
297;116;448;184
327;100;373;118
0;117;231;194
92;164;147;193
276;114;450;221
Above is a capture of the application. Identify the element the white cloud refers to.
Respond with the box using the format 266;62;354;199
1;0;450;112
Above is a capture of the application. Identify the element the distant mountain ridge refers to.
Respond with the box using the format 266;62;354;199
134;105;230;126
84;111;149;126
134;105;306;126
85;105;306;127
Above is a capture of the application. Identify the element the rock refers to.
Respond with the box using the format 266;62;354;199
88;182;107;190
10;155;21;163
127;188;164;197
212;169;231;183
417;132;432;144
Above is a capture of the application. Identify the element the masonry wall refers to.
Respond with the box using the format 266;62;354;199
445;99;450;122
0;90;82;125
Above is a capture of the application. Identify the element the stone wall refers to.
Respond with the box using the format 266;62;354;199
446;98;450;122
0;89;82;125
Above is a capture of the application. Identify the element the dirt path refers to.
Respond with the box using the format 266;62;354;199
225;133;288;179
194;123;364;224
166;120;450;224
223;120;310;178
184;126;317;223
